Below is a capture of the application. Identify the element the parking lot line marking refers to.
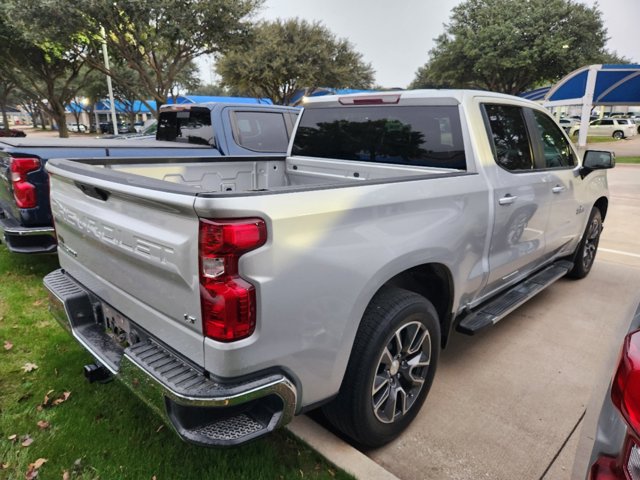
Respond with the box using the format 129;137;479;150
600;247;640;259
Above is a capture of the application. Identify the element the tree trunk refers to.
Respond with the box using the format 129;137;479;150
52;104;69;138
56;120;69;137
1;107;9;131
154;101;163;118
88;105;95;132
127;111;136;131
72;109;82;128
0;92;9;131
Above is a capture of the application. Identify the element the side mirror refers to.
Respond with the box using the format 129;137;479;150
580;150;615;178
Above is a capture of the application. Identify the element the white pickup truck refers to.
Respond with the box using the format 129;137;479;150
44;90;614;448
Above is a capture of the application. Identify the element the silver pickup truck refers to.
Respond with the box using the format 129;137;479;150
44;90;614;448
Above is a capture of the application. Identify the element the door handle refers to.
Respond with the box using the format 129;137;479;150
498;194;518;205
552;185;566;194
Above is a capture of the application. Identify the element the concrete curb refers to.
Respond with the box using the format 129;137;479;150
287;416;400;480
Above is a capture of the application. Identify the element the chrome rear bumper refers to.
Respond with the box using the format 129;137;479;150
0;214;56;254
44;268;297;447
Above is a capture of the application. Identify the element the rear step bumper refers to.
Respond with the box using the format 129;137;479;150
0;214;56;254
44;268;297;447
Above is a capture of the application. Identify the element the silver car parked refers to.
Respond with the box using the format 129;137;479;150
570;118;638;139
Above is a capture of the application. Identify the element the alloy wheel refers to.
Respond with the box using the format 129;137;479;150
371;320;431;424
582;216;601;270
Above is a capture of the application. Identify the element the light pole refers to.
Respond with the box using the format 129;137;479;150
100;26;118;135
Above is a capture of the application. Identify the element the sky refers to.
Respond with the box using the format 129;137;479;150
199;0;640;89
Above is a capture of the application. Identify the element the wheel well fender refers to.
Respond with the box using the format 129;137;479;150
379;263;455;349
594;197;608;221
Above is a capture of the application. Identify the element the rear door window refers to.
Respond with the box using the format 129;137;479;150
291;105;466;170
483;104;534;171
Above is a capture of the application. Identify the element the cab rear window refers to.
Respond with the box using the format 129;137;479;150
292;105;466;170
232;111;290;153
157;107;213;146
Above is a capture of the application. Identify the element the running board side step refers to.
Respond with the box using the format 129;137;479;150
456;260;573;335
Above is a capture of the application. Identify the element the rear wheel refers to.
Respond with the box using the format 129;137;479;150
613;130;624;140
567;207;602;279
322;286;440;448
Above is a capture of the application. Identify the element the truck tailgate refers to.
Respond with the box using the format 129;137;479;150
47;161;204;364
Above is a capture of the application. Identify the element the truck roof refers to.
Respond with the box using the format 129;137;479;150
300;89;536;108
159;102;300;112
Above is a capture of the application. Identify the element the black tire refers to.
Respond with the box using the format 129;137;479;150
322;286;440;448
567;207;602;279
613;130;624;140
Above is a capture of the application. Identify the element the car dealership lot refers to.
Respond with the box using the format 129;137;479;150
365;165;640;480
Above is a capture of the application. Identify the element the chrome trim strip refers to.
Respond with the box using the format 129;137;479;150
47;288;71;334
0;223;56;237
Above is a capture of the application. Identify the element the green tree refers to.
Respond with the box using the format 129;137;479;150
216;19;375;105
5;0;259;117
410;0;611;94
597;50;631;65
167;61;202;101
0;2;92;137
20;95;46;129
188;83;229;97
80;0;259;116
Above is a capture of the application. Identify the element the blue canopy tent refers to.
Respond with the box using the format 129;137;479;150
518;86;551;102
542;64;640;146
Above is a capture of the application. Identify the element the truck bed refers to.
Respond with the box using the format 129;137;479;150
48;155;463;196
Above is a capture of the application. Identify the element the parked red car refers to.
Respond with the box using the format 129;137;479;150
0;127;26;137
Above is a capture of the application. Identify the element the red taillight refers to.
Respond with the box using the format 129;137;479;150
612;330;640;436
591;329;640;479
199;218;266;342
10;157;40;208
590;454;620;479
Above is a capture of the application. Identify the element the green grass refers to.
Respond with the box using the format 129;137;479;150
616;156;640;164
570;135;624;144
586;136;622;144
0;246;351;480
